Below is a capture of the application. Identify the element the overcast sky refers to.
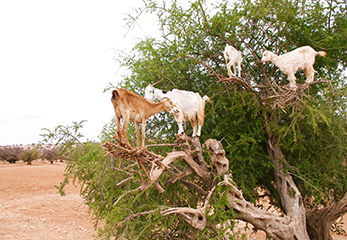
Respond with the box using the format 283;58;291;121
0;0;161;146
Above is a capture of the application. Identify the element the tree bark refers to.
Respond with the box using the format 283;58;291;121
266;113;310;239
306;192;347;240
222;174;295;239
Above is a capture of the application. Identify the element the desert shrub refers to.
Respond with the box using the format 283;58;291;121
0;147;24;163
41;148;60;164
21;149;40;165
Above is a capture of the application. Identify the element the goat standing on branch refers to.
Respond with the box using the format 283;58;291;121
261;46;326;89
145;84;211;137
223;44;243;78
111;88;178;148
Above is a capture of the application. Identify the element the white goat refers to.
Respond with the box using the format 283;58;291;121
145;84;211;137
223;44;242;78
111;88;178;148
261;46;326;89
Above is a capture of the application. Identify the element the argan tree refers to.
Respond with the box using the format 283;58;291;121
41;148;60;164
21;149;40;165
46;0;347;239
0;147;23;164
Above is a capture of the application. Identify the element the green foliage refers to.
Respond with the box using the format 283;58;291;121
46;0;347;238
40;120;87;157
21;149;40;165
116;0;347;236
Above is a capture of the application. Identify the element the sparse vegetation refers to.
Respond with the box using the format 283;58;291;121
41;148;60;164
0;147;24;164
21;149;40;165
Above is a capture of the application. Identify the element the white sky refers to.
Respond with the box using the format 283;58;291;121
0;0;160;146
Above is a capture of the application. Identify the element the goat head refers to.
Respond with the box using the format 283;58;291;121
162;98;179;114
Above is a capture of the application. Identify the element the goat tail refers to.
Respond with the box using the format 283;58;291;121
203;95;212;103
317;51;327;57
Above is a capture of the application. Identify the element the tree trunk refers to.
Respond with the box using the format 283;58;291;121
306;192;347;240
266;112;310;239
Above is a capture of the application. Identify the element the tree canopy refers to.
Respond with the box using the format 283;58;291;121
21;149;40;165
48;0;347;239
119;0;347;212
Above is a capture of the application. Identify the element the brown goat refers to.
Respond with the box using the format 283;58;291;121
111;88;178;148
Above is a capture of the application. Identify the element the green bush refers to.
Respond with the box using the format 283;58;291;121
21;149;40;165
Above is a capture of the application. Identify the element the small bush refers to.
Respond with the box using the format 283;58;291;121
21;149;40;165
0;147;24;163
42;148;60;164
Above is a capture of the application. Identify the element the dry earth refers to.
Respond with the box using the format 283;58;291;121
0;160;346;240
0;160;97;240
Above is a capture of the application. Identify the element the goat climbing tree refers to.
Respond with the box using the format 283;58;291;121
112;0;347;238
45;0;347;239
97;76;345;239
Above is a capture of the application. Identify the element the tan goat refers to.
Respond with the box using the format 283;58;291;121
111;88;178;148
261;46;326;89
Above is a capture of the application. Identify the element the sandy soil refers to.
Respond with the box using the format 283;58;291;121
0;160;97;240
0;160;346;240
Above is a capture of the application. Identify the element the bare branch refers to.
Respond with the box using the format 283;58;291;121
116;176;134;187
117;209;156;228
178;179;208;196
307;192;347;239
161;186;216;231
219;174;298;240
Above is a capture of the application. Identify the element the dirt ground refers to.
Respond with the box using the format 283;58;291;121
0;160;97;240
0;160;346;240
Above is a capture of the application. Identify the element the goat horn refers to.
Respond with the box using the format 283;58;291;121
152;80;161;86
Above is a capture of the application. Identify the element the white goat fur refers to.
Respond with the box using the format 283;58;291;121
145;85;211;137
261;46;326;89
223;44;242;78
111;88;178;148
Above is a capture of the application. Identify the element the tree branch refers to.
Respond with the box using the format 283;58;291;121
219;174;297;240
307;192;347;239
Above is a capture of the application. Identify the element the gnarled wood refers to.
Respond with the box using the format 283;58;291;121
306;192;347;240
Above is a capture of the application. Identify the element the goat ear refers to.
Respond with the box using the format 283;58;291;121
112;90;119;101
164;100;173;109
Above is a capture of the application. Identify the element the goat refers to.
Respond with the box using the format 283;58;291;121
145;84;211;137
261;46;326;89
111;88;178;148
223;44;242;78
